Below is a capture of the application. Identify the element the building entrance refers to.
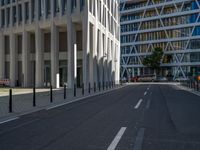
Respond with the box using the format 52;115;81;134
59;66;67;87
44;65;51;87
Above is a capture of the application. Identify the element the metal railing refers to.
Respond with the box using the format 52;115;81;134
180;80;200;92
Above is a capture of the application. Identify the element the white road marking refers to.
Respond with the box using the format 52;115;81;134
133;128;145;150
144;91;147;96
0;117;19;125
107;127;127;150
145;99;151;109
134;99;143;109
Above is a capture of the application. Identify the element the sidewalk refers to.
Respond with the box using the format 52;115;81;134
0;84;125;122
177;85;200;97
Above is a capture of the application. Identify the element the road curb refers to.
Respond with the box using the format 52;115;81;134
176;85;200;97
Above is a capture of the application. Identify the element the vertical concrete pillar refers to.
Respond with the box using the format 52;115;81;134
108;39;112;82
51;24;59;88
115;44;120;84
89;24;94;86
92;22;98;87
22;31;30;87
67;21;76;88
138;68;140;76
82;19;90;89
104;37;108;83
99;31;104;84
10;33;17;87
113;45;116;82
35;27;44;87
102;34;106;83
0;32;5;79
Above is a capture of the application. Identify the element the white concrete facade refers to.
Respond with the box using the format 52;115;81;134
0;0;120;88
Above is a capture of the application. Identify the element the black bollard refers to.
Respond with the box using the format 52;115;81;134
74;84;76;97
89;83;91;94
103;82;105;90
33;87;36;107
64;85;66;99
50;86;53;103
9;89;12;113
82;83;84;95
94;82;96;93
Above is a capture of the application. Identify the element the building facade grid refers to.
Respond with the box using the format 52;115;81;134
120;0;200;80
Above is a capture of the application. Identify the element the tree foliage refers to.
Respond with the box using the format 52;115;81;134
142;47;164;70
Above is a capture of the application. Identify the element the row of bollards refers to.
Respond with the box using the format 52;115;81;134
8;81;117;113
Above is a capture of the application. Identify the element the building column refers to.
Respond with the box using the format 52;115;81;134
104;37;108;83
10;33;17;87
99;32;104;84
138;68;140;76
115;44;120;84
92;24;98;87
108;39;112;82
51;24;59;88
67;21;76;88
35;27;44;87
82;19;90;89
89;24;94;87
22;31;30;87
0;32;5;79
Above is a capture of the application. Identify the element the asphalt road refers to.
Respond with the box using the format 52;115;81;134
0;84;200;150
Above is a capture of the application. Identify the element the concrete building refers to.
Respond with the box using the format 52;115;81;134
0;0;120;88
120;0;200;80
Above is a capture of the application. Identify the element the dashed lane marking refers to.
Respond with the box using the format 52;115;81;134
107;127;127;150
134;99;143;109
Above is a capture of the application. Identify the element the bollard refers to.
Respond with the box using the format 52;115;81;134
82;83;84;95
64;85;66;99
9;89;13;113
50;86;53;103
94;82;96;93
33;87;36;107
74;84;76;97
103;82;105;90
89;82;91;94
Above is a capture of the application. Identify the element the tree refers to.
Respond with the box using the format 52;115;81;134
142;47;164;76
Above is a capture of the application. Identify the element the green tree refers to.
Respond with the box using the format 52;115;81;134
142;47;164;76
